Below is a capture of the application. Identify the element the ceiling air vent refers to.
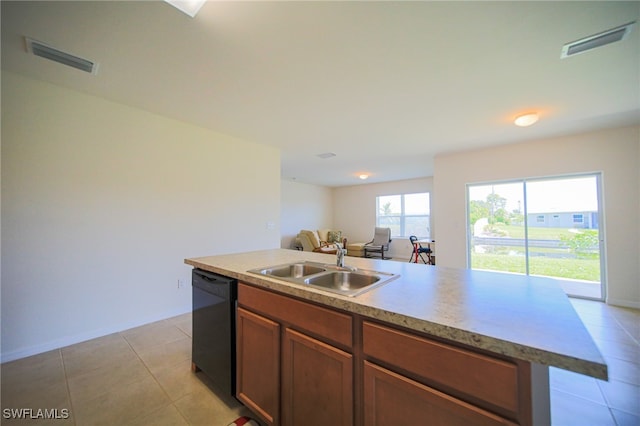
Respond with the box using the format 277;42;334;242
561;22;635;59
25;37;99;74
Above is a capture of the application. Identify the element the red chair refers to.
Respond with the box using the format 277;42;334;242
409;235;432;264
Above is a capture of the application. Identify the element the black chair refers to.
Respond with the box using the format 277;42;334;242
409;235;432;264
364;227;392;259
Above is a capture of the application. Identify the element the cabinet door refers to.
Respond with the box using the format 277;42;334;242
282;328;353;426
236;307;280;426
364;361;516;426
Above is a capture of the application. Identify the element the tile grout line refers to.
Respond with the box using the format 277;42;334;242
595;305;640;423
120;328;193;425
59;348;78;426
595;378;640;421
154;317;197;424
119;331;173;424
577;304;640;424
611;312;640;347
549;381;607;408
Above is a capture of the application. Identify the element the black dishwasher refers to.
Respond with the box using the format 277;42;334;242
191;268;237;396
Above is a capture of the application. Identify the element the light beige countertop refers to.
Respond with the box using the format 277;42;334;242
185;248;607;380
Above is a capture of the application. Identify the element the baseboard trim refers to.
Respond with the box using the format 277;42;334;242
1;306;191;363
606;298;640;310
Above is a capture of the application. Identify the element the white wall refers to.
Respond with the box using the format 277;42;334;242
433;126;640;308
1;72;281;361
280;179;333;249
333;177;434;260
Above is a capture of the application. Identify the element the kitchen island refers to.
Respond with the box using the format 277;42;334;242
185;249;607;426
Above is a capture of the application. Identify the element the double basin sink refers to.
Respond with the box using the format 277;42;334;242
247;261;399;297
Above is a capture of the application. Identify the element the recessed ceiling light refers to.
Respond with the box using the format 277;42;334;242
359;174;369;180
514;113;539;127
164;0;207;18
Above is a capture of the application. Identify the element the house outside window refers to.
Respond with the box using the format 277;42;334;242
376;192;430;238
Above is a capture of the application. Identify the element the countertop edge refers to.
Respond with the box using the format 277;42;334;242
185;256;608;380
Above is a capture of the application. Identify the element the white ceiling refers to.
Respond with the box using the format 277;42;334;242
2;1;639;187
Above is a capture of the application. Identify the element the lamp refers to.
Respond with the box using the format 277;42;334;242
514;113;539;127
164;0;207;18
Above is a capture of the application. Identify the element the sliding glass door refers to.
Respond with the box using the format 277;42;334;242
468;182;527;274
467;174;604;300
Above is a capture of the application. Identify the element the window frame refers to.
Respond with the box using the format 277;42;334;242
375;192;431;238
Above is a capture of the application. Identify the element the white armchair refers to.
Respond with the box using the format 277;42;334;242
363;227;392;259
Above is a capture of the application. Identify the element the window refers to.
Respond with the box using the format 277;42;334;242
573;214;584;223
537;215;545;223
376;192;430;238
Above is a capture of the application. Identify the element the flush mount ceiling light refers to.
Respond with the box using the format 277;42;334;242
25;37;98;74
561;21;636;58
514;113;539;127
164;0;207;18
359;174;369;180
316;152;336;159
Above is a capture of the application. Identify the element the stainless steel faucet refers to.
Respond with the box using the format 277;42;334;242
335;243;345;267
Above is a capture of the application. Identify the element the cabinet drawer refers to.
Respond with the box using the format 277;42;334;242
363;321;519;414
238;283;352;349
364;361;516;426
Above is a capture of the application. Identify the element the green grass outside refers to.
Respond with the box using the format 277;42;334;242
487;224;577;240
472;223;602;281
471;253;600;282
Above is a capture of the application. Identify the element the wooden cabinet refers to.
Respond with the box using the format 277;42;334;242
282;328;353;426
236;307;280;425
363;361;516;426
362;320;531;426
237;283;354;426
237;283;533;426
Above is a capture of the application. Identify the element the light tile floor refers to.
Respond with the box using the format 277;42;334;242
1;299;638;425
1;314;253;425
550;299;639;426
